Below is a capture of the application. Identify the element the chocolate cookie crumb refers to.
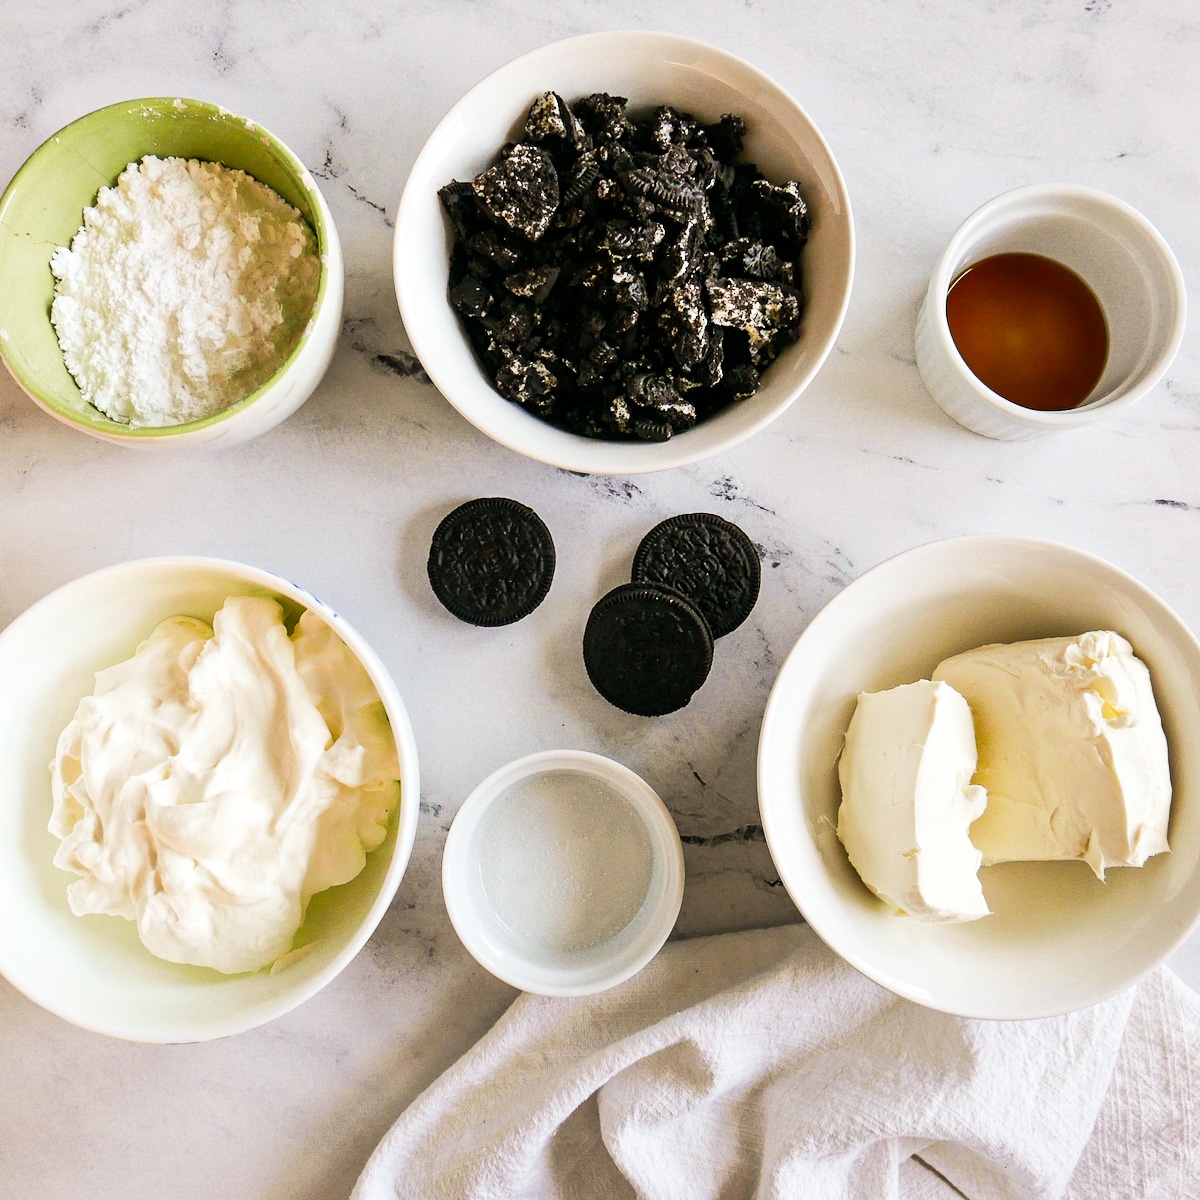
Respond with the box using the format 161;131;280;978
439;92;810;442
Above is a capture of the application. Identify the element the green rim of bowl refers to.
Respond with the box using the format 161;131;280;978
0;97;332;437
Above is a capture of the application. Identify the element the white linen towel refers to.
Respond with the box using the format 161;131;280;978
353;924;1199;1200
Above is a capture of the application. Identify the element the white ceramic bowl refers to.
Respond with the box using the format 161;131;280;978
0;97;344;448
443;750;684;995
0;558;419;1042
758;536;1200;1019
915;185;1186;440
394;30;854;474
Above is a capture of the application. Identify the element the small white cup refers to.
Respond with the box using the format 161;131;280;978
442;750;685;996
915;184;1186;440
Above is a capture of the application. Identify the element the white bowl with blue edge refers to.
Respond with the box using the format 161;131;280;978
0;556;419;1042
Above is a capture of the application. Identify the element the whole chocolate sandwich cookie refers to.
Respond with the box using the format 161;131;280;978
583;582;714;716
428;497;555;626
632;511;760;638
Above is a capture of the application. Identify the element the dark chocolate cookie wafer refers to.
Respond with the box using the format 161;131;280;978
428;497;555;626
632;513;760;638
583;583;714;716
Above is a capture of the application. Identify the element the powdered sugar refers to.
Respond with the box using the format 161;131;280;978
50;155;320;428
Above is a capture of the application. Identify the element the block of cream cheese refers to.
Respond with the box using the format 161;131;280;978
837;679;990;922
933;630;1171;878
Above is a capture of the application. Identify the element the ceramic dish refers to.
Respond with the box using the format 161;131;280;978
915;184;1186;440
0;97;344;447
443;749;684;995
757;535;1200;1019
393;30;854;474
0;557;419;1042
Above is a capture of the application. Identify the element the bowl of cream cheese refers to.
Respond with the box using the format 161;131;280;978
0;97;344;447
0;557;419;1042
757;535;1200;1019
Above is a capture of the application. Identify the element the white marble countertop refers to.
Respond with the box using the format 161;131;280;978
2;2;1197;1197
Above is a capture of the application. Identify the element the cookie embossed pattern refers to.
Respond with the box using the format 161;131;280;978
427;498;556;626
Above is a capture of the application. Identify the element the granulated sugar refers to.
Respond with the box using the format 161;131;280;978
50;155;320;427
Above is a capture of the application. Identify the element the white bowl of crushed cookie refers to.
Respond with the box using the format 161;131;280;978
0;557;419;1042
394;30;854;474
0;97;344;447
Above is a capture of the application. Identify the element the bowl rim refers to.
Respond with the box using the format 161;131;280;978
0;96;337;439
0;554;421;1042
442;748;685;996
393;28;855;474
925;183;1188;431
757;533;1200;1019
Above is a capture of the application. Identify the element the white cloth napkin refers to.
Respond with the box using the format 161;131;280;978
352;924;1200;1200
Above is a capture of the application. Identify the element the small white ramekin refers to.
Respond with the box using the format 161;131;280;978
915;184;1186;440
443;749;684;996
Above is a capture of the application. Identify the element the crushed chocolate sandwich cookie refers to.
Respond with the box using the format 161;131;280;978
632;512;761;638
439;93;809;442
428;497;555;626
583;583;714;716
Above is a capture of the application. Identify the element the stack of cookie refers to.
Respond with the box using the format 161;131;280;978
427;500;760;716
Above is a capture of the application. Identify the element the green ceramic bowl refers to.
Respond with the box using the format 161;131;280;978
0;97;344;447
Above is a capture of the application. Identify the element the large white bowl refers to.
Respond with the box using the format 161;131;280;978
393;30;854;474
0;558;419;1042
758;536;1200;1019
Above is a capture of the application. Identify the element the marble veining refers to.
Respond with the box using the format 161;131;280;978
2;2;1199;1198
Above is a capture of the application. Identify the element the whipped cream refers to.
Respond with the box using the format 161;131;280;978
49;597;400;973
933;631;1171;878
837;679;990;922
